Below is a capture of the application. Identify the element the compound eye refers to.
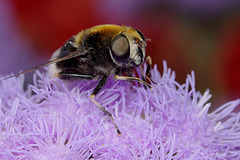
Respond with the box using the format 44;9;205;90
110;34;130;62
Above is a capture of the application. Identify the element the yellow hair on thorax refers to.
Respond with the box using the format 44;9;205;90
74;24;139;47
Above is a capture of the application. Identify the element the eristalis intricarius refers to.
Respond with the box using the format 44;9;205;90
1;24;154;134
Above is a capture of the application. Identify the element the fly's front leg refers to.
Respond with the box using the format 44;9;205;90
145;56;152;78
139;65;146;88
115;75;153;90
145;56;157;84
89;76;121;134
140;56;156;88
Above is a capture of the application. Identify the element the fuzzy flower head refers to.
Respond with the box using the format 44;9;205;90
0;61;239;159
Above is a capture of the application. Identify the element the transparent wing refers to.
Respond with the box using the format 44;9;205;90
0;49;88;81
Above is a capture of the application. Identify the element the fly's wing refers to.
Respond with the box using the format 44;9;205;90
48;47;97;79
0;49;88;81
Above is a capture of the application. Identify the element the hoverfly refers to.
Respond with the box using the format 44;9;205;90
1;24;154;134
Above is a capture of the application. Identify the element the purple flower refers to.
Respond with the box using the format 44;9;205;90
0;61;239;159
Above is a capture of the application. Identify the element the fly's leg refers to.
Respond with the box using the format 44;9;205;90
53;73;94;79
145;56;157;84
54;73;121;134
115;75;153;90
145;56;152;78
89;76;121;134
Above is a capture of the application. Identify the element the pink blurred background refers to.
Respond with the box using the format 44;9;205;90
0;0;239;111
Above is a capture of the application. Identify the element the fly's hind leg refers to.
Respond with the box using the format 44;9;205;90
53;73;94;80
89;76;121;134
